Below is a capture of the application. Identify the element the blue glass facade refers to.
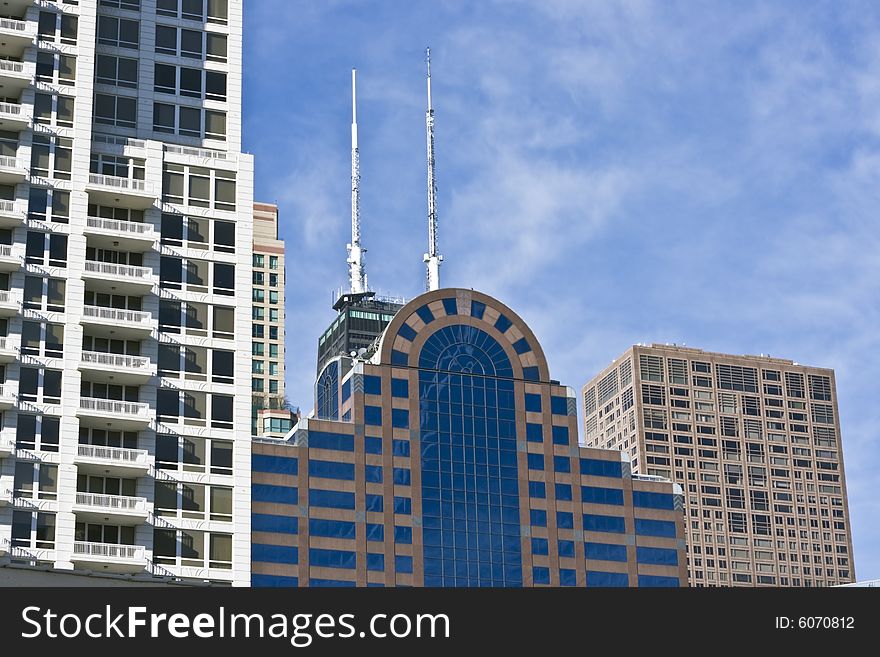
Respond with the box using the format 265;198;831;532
418;326;522;586
251;289;686;587
316;360;339;420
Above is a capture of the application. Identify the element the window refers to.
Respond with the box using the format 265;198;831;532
36;52;77;86
585;542;628;562
580;458;622;478
153;528;232;570
38;12;78;45
583;514;626;533
90;154;145;181
809;375;832;401
716;364;759;392
96;55;138;88
101;0;141;9
94;94;137;128
19;367;63;404
207;33;228;61
97;16;139;49
153;104;227;141
12;512;56;549
25;233;68;268
33;93;75;128
30;135;73;180
163;165;236;209
23;276;66;312
582;486;625;506
155;0;226;22
154;63;227;101
639;355;664;381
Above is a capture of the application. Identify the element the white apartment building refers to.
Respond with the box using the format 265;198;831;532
0;0;251;586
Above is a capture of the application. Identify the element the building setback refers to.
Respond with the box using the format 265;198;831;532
251;289;687;587
582;344;855;587
0;0;252;585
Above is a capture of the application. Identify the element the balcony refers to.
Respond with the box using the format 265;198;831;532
0;488;11;507
85;216;157;250
72;491;149;525
0;18;33;59
0;335;17;362
0;155;26;183
0;383;15;409
0;430;13;457
76;444;150;477
0;199;23;227
86;174;157;209
82;260;155;295
0;243;20;270
71;541;147;573
81;305;153;338
0;288;19;315
80;350;154;384
77;397;151;429
0;59;32;94
0;101;27;131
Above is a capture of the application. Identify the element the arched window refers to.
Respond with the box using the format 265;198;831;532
418;325;513;378
316;360;338;420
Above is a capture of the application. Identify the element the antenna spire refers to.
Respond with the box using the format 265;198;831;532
347;68;367;294
423;47;443;291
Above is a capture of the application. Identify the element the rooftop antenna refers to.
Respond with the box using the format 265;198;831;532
347;68;367;294
423;47;443;291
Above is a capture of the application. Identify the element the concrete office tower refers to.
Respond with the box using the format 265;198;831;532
251;290;687;587
582;344;855;587
251;201;292;438
0;0;252;586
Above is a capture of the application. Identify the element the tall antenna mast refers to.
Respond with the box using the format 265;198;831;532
347;68;367;294
423;47;443;291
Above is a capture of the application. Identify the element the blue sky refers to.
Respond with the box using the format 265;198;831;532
243;1;879;580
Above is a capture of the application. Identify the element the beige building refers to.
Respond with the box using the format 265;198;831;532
251;202;291;437
582;344;855;587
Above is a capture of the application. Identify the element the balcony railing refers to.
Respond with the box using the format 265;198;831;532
0;60;26;74
86;216;155;237
79;397;150;418
164;144;230;160
0;102;22;116
84;260;152;279
88;173;152;194
0;18;27;32
82;305;151;325
0;291;12;304
0;384;13;398
0;245;13;257
73;541;145;561
0;200;17;214
74;491;147;513
77;443;149;466
81;351;151;371
0;156;22;169
92;134;146;149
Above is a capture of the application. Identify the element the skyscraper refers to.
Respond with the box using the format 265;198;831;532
582;344;855;587
251;201;293;438
0;0;252;586
251;289;687;587
316;292;404;377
